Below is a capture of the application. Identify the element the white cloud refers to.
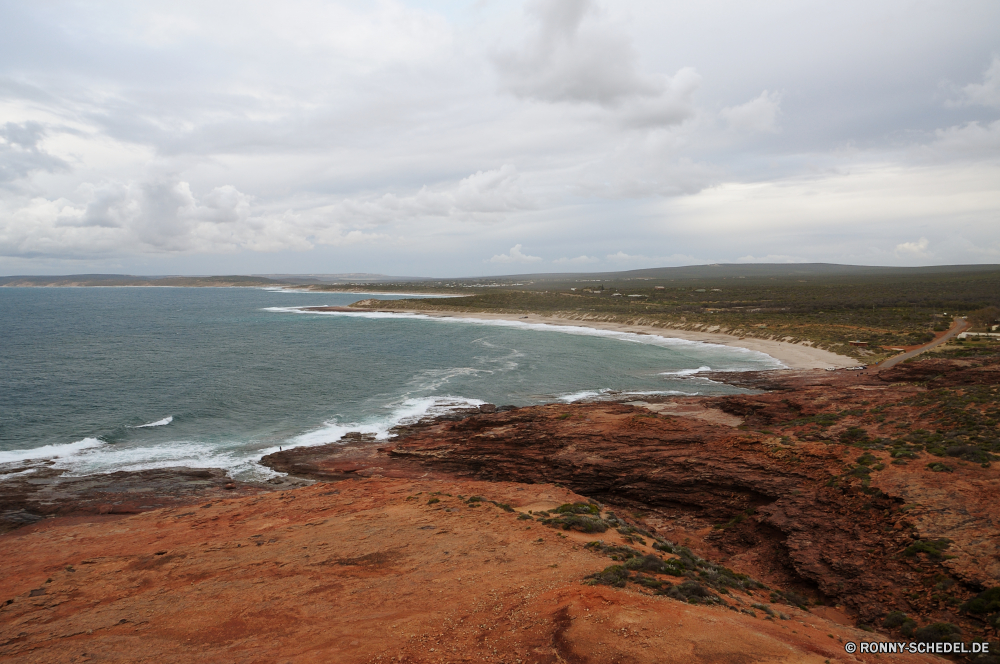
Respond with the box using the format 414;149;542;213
493;0;699;129
0;165;530;260
720;91;782;133
929;119;1000;157
950;55;1000;108
895;237;930;258
606;250;646;262
553;254;598;264
489;244;542;263
330;165;532;227
494;0;656;106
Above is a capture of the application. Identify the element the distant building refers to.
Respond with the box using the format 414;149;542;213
849;341;868;347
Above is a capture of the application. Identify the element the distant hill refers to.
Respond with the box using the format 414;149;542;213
4;263;999;288
474;263;1000;282
0;274;284;287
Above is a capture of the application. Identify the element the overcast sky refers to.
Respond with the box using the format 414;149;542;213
1;0;999;276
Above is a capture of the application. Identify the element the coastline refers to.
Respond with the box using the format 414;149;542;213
352;306;859;370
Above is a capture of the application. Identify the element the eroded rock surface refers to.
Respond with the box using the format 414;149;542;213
0;478;941;663
263;354;1000;641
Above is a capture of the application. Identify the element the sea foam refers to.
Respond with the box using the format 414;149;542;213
0;437;105;465
285;395;485;450
133;416;173;428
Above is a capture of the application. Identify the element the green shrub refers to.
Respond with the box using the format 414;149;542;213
586;565;629;588
623;554;686;576
926;462;953;472
584;541;641;561
913;622;962;643
841;428;870;445
541;514;608;533
962;587;1000;615
633;575;665;589
900;619;918;637
661;580;720;605
554;502;599;515
752;602;776;617
427;498;439;505
883;610;908;628
903;538;952;559
856;453;877;466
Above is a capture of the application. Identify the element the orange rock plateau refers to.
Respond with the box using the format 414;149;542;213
2;348;999;663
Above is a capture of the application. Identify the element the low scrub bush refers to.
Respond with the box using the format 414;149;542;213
586;565;629;588
913;622;962;643
554;502;599;515
962;587;1000;615
540;514;608;533
660;580;721;605
883;610;908;628
903;538;952;559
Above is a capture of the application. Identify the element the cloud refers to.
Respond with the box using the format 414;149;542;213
331;165;531;226
493;0;698;128
494;0;654;106
0;122;68;184
929;119;1000;157
0;165;529;260
606;250;646;262
0;176;391;259
720;91;782;133
895;237;930;258
2;2;1000;274
553;254;598;264
618;69;702;129
489;244;541;263
950;55;1000;108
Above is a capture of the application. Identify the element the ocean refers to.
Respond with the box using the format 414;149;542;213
0;287;783;480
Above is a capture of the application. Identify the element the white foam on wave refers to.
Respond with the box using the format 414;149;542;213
660;366;712;377
557;388;697;403
133;416;173;428
286;395;485;449
0;395;487;482
0;467;39;481
49;439;281;481
0;437;105;465
270;307;786;369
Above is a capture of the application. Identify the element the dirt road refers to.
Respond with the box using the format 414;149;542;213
877;316;969;369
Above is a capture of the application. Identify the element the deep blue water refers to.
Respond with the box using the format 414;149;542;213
0;287;781;479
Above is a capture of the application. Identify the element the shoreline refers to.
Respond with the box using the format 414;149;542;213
352;306;859;370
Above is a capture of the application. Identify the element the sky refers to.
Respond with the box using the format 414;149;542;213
1;0;999;277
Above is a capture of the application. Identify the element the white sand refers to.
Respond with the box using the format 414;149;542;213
368;307;857;370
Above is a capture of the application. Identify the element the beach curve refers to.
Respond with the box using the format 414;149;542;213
349;306;858;370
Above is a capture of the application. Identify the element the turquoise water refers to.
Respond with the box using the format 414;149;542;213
0;287;782;479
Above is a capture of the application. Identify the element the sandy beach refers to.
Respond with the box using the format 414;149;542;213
359;307;859;370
